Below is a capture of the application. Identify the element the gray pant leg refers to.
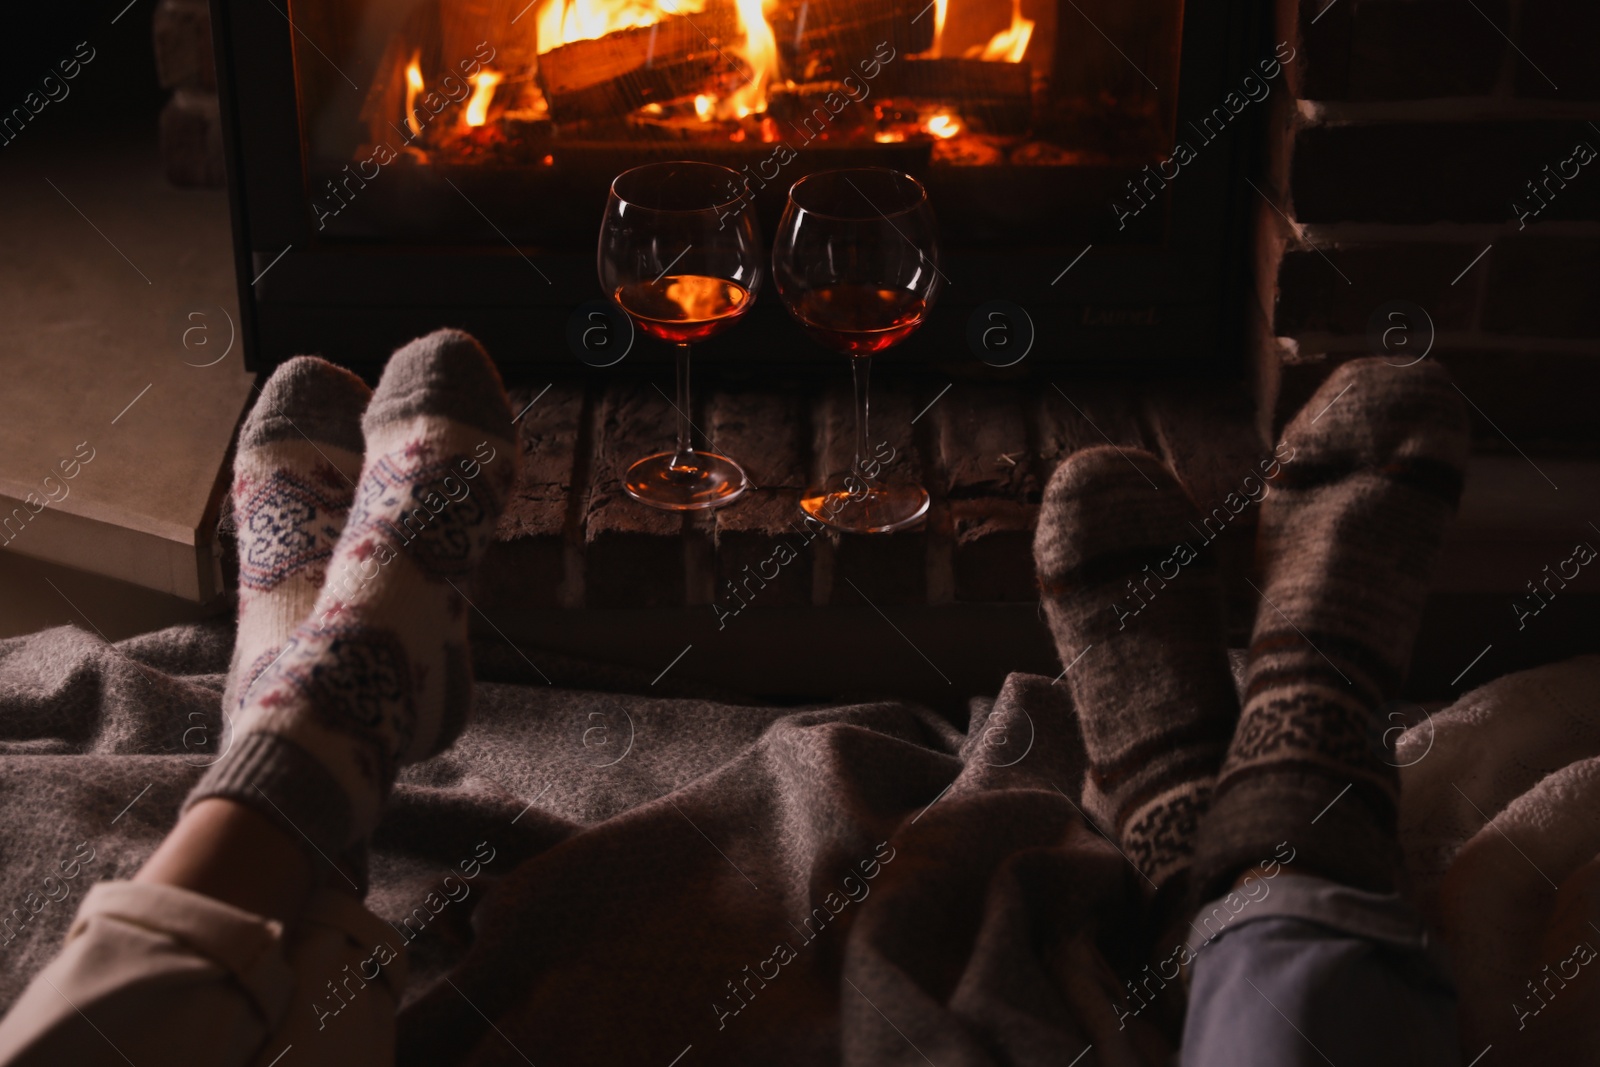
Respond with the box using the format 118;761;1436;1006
1181;875;1460;1067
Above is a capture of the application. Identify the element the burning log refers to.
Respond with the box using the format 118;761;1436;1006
881;57;1032;134
766;0;933;79
536;17;740;125
440;0;538;81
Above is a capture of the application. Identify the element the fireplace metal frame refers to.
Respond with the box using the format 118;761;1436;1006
210;0;1270;379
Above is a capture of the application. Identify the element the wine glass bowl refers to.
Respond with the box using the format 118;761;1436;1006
599;161;761;511
773;168;939;533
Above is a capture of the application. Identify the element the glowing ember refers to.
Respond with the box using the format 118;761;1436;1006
694;94;715;121
404;52;424;136
968;0;1033;63
464;69;502;126
925;109;961;138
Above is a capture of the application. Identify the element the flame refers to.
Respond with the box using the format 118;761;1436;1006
404;52;424;137
720;0;778;118
925;109;961;138
931;0;949;56
464;69;503;126
536;0;708;53
532;0;776;117
693;94;715;120
967;0;1033;62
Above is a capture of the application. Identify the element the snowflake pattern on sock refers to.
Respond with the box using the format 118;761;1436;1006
237;465;355;591
255;622;417;795
344;443;507;580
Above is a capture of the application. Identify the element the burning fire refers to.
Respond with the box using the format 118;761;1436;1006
464;69;503;126
535;0;707;52
534;0;778;117
967;0;1033;63
721;0;778;118
404;52;424;136
931;0;949;56
390;0;1029;148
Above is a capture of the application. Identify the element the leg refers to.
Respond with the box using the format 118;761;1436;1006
1184;358;1470;1063
1034;445;1239;911
0;331;517;1064
140;355;371;925
0;881;406;1067
1193;356;1468;896
1181;872;1460;1067
182;328;518;884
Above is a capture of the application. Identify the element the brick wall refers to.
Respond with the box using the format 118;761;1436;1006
153;0;225;187
1261;0;1600;456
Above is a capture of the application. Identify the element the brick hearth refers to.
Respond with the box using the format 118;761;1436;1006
482;377;1264;625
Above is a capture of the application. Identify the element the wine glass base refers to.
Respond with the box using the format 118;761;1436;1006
800;474;930;533
624;451;748;511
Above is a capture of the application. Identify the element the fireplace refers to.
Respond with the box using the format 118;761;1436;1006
211;0;1267;374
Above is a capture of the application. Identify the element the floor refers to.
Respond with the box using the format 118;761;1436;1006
0;131;245;641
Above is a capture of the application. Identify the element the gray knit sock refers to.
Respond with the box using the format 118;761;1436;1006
224;357;370;716
187;330;519;864
1035;446;1239;899
1192;357;1468;899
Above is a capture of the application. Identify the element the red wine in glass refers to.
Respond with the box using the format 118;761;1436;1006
599;162;761;511
788;285;927;355
773;169;940;533
614;275;753;345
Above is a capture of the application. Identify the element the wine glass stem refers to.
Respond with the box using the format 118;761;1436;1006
851;354;871;481
672;342;695;470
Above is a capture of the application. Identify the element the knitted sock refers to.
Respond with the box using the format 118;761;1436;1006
1192;357;1468;900
223;357;370;717
1035;446;1239;901
188;330;518;865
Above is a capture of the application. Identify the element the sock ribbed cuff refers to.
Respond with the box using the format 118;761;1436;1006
184;731;355;867
1192;766;1401;903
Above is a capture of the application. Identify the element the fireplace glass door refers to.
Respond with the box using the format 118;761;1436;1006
287;0;1185;248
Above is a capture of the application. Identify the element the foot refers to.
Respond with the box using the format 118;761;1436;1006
1035;446;1239;899
224;357;370;715
188;330;519;865
1192;357;1469;900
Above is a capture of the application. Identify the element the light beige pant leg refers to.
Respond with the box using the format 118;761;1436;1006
0;881;405;1067
267;885;409;1066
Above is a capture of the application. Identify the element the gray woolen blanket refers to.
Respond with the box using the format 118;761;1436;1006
0;620;1152;1066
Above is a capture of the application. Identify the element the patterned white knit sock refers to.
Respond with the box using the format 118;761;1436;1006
189;330;518;862
224;356;370;715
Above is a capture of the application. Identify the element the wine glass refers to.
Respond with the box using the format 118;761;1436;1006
599;161;761;510
773;168;940;533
